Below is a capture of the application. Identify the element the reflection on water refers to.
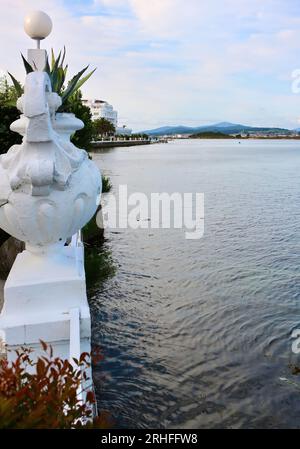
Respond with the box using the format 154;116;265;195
85;243;116;289
88;140;300;429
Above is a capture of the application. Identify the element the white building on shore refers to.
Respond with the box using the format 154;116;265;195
82;99;118;128
83;99;132;135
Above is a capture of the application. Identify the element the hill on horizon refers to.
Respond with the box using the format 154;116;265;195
141;122;292;136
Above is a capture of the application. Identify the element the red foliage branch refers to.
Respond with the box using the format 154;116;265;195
0;341;111;429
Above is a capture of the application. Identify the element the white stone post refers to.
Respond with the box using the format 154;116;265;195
0;10;101;392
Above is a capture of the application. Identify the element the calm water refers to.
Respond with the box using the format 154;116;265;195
89;139;300;429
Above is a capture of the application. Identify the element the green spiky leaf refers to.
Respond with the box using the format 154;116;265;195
44;57;51;76
15;48;96;109
52;50;62;74
74;68;97;92
61;46;66;68
61;65;89;104
53;67;66;94
7;72;23;96
51;48;56;70
21;53;34;74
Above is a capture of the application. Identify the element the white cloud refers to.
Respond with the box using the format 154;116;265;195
0;0;299;129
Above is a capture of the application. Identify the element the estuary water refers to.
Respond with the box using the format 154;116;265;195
90;139;300;429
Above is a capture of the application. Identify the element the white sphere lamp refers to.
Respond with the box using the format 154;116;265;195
24;11;52;49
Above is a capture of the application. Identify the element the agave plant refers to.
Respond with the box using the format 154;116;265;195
8;47;96;112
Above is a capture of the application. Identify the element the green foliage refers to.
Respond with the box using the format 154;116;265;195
67;91;95;150
93;117;116;138
10;48;96;112
43;48;96;110
0;77;22;155
191;131;234;139
0;77;20;108
0;78;21;246
82;213;102;246
7;73;23;98
83;206;116;288
130;133;149;139
5;48;97;151
85;244;116;288
0;106;22;154
0;341;111;429
21;53;34;74
81;174;112;245
102;175;112;193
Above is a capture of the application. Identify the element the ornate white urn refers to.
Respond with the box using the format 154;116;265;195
0;13;102;408
53;112;84;142
0;71;101;254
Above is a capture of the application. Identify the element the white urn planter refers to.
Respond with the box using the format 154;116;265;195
53;112;84;142
0;70;101;387
0;75;101;254
0;10;101;414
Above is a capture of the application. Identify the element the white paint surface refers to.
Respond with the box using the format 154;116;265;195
0;70;101;408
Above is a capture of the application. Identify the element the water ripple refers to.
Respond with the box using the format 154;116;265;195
90;140;300;428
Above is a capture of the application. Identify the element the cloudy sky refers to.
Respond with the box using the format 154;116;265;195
1;0;300;130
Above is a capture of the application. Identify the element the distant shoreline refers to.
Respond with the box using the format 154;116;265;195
187;131;300;140
142;122;300;138
189;136;300;140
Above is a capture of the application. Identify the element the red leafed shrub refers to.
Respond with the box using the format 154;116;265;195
0;341;111;429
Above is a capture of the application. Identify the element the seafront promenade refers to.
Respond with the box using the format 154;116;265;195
91;139;151;149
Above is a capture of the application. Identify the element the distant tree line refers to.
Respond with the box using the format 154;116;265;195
191;131;234;139
0;77;22;154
